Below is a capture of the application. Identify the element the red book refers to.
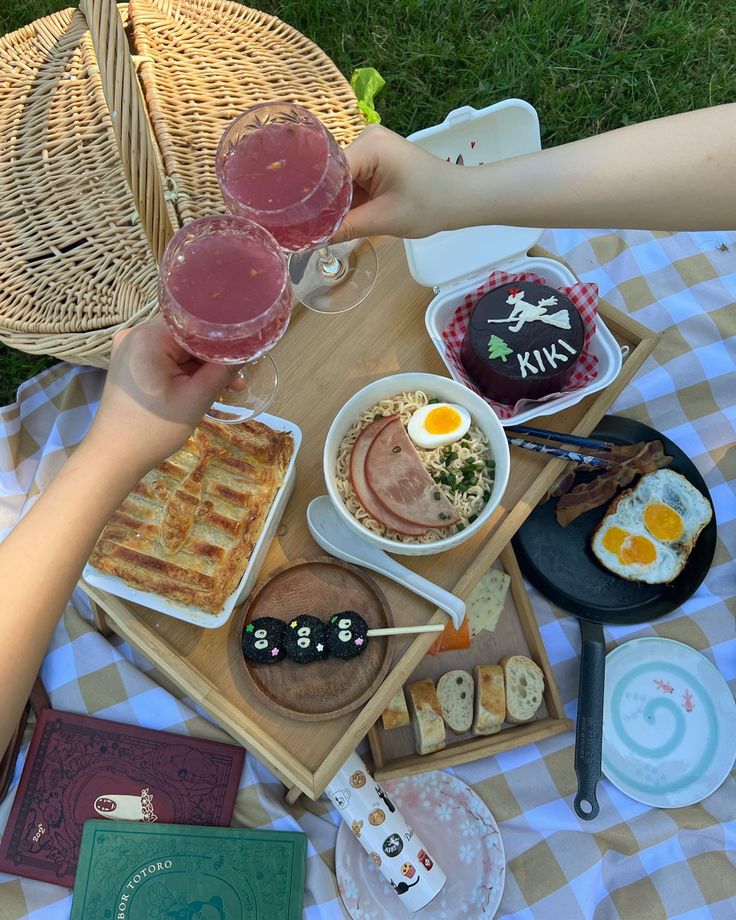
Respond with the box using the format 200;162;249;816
0;709;244;887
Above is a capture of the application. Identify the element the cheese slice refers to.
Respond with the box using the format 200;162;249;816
466;569;511;637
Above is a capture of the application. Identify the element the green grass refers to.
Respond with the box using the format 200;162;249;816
1;0;735;403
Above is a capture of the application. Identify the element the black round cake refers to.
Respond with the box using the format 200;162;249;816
460;281;585;404
325;611;369;659
242;616;286;664
283;615;329;664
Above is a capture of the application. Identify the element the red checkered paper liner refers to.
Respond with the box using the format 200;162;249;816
441;269;599;420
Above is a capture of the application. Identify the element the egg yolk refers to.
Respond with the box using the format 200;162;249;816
601;526;657;567
602;526;628;555
643;502;684;542
424;406;462;435
619;535;657;566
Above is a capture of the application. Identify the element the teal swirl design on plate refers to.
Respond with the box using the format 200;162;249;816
605;662;718;795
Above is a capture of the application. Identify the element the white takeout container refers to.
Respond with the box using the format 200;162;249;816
83;413;302;629
404;99;622;425
323;372;510;556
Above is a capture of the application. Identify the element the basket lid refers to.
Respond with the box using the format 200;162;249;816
403;99;543;290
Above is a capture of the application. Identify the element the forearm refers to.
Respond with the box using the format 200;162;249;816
447;105;736;231
0;438;141;752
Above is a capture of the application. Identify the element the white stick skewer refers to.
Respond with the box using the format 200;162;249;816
366;624;445;637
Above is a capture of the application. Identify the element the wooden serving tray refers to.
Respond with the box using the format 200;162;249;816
80;236;659;800
368;545;572;780
236;557;394;722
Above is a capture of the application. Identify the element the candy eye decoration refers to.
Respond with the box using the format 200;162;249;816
253;627;270;650
337;617;352;629
296;625;313;650
338;629;352;642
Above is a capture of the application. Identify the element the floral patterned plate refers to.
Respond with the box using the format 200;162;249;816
336;772;505;919
603;637;736;808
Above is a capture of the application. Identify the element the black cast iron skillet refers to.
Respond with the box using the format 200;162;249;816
512;416;717;820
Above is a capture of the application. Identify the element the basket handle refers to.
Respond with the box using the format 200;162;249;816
80;0;174;263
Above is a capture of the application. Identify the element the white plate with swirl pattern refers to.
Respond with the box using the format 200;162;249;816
603;638;736;808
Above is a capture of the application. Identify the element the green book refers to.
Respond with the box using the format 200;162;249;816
70;820;307;920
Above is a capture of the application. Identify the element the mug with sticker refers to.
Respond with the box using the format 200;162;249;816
325;752;446;912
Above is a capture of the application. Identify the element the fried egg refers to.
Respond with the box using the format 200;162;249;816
591;469;712;584
407;402;471;449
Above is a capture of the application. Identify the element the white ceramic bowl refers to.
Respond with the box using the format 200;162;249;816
323;373;510;556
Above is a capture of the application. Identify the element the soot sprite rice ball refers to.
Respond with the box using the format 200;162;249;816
283;615;328;664
242;617;286;664
326;611;369;659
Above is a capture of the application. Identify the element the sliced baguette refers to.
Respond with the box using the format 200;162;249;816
436;669;474;734
381;688;410;730
472;665;505;736
406;679;446;755
501;655;545;723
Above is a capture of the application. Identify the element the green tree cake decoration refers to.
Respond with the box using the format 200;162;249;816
488;334;513;362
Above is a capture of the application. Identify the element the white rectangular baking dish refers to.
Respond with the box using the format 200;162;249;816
82;412;301;629
404;99;622;425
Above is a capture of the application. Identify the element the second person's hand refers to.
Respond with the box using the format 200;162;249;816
332;125;463;243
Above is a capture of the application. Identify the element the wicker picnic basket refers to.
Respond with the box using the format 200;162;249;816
0;0;364;366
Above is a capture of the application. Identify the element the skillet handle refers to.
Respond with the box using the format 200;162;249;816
574;619;606;820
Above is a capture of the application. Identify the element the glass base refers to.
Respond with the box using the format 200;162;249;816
289;239;378;314
205;352;278;424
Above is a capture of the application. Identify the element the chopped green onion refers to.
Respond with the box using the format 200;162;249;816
468;513;478;524
392;445;401;453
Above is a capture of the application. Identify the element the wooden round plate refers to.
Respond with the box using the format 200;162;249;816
235;557;394;721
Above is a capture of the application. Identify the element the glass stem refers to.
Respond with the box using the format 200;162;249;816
317;246;345;279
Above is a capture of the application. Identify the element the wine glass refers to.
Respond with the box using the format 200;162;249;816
216;101;377;314
159;215;292;422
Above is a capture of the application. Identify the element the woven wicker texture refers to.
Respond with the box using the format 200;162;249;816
0;1;364;365
0;7;160;365
81;0;175;262
129;0;365;225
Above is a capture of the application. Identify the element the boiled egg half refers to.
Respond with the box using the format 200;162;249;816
407;403;471;449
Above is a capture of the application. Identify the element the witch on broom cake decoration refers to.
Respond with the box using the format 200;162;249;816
461;281;585;404
488;287;572;333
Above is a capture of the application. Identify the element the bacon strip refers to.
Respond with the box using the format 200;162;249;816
555;440;672;526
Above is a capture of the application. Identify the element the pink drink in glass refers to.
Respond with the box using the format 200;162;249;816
217;109;352;251
160;216;291;364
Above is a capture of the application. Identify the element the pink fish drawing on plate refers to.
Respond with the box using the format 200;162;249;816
682;689;695;712
653;679;674;694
